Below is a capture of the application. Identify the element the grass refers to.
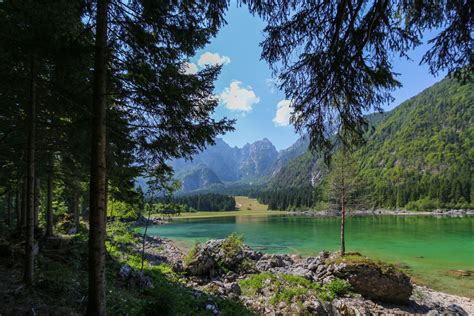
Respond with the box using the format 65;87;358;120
327;252;402;273
167;196;287;219
239;272;351;305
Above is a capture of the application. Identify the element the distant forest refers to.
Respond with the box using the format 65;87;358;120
173;193;236;212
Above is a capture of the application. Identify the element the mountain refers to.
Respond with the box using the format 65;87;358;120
273;134;310;176
264;76;473;209
170;137;282;191
179;165;223;192
239;138;278;178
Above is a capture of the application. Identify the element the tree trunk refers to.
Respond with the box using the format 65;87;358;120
6;191;11;226
21;180;27;231
340;198;345;256
34;177;40;232
24;56;37;286
16;188;21;233
86;0;108;314
141;204;152;272
340;153;346;257
73;190;79;230
46;171;53;237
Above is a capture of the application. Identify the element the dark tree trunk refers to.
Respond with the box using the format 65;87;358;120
21;180;27;231
34;177;40;231
46;171;53;237
24;57;37;286
6;191;11;226
86;0;108;314
16;189;21;233
73;190;79;230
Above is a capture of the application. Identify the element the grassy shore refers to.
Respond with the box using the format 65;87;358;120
170;196;287;219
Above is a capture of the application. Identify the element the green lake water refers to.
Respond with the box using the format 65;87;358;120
144;215;474;298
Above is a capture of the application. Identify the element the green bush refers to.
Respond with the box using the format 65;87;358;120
405;198;439;211
319;278;352;301
184;242;200;267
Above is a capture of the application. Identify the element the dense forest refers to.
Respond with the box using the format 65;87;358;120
172;193;236;212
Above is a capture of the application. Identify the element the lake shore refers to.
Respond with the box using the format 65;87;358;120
140;234;474;315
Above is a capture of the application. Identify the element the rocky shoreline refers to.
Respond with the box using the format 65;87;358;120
289;209;474;217
134;235;474;315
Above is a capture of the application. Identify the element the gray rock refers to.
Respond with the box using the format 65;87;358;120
225;282;241;296
333;260;413;304
289;266;313;279
256;254;294;272
205;303;219;315
303;300;327;315
119;264;132;279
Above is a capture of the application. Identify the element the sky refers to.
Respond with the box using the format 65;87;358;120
185;4;447;151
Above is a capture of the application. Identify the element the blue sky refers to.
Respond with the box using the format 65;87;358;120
186;4;446;150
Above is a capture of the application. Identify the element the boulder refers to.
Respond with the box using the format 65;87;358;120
185;239;258;278
332;258;413;304
224;282;241;296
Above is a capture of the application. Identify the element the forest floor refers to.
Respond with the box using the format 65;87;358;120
0;222;253;315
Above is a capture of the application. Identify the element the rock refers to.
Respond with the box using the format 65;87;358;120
137;273;154;289
224;282;241;296
224;271;238;282
331;297;372;316
306;257;322;271
119;264;132;279
172;259;183;273
318;251;330;260
256;254;294;272
67;227;77;234
205;303;219;315
315;265;326;274
277;301;287;309
185;239;254;278
303;299;327;315
289;266;313;279
333;259;413;304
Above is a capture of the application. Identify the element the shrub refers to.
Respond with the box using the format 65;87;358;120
319;278;352;301
184;242;200;267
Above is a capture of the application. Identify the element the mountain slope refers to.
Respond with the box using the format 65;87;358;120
179;165;223;192
265;77;473;209
357;77;473;208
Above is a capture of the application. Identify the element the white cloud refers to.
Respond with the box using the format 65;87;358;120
273;99;292;126
198;52;231;67
181;62;198;75
219;81;260;112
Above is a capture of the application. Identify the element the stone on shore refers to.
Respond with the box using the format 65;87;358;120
331;254;413;304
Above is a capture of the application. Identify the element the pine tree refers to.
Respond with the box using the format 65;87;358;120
327;148;358;256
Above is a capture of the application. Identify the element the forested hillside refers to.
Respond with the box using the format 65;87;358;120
357;77;473;210
262;77;473;210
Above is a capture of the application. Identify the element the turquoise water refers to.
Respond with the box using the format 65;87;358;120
144;215;474;297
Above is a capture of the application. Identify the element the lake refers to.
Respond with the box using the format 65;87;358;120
144;214;474;298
